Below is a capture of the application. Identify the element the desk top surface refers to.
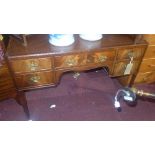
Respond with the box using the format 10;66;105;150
7;34;147;58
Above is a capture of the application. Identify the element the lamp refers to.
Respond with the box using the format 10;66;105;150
114;87;155;112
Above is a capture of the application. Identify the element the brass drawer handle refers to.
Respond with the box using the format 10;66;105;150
28;61;39;71
65;59;77;66
30;76;40;83
98;55;107;62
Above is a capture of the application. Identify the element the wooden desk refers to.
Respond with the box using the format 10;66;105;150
6;34;147;117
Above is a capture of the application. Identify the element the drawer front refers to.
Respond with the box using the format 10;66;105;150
54;54;86;69
112;61;139;77
144;46;155;58
117;47;143;60
139;58;155;73
15;71;54;89
10;57;52;73
87;50;115;64
135;72;155;84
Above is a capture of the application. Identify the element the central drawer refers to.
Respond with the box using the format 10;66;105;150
14;71;54;89
10;57;52;73
54;54;86;69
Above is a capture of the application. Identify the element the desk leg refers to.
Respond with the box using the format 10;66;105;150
15;91;30;120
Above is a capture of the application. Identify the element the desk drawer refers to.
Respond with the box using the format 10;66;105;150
112;60;139;76
54;54;86;69
10;57;52;73
117;47;143;60
15;71;54;89
139;58;155;73
135;72;155;84
87;50;115;64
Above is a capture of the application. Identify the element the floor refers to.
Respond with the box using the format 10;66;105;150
0;69;155;121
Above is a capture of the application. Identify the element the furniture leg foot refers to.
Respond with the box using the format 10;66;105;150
15;91;30;120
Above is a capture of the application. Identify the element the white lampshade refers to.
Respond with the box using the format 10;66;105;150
79;34;102;41
49;34;75;46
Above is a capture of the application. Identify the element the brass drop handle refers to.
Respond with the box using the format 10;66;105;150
28;61;39;71
30;76;40;83
65;58;77;66
98;55;107;62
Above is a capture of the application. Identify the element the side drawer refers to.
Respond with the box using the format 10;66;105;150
112;60;140;77
138;58;155;73
10;57;52;73
14;71;55;89
135;72;155;84
86;49;115;64
54;54;86;69
117;47;144;60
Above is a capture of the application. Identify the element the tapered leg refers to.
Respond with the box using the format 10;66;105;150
15;91;30;120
